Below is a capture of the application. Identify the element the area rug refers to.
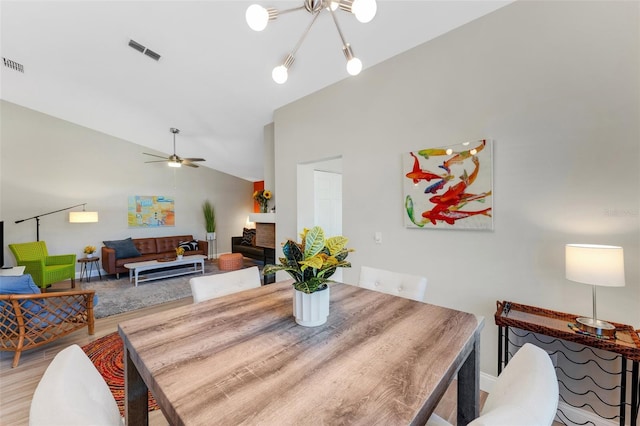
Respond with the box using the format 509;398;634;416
81;258;260;318
82;332;159;415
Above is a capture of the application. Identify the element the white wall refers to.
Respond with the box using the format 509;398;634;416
263;123;276;209
1;100;254;268
273;0;639;377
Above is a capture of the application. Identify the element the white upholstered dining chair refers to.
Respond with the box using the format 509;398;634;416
29;344;122;426
189;266;261;303
428;342;559;426
358;265;428;302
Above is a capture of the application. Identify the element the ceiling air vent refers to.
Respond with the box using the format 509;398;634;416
3;57;24;73
128;39;161;61
144;49;161;61
128;39;145;53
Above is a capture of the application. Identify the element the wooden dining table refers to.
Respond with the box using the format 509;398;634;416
118;281;484;426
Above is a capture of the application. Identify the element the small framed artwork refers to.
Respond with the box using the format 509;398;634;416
403;139;493;230
128;195;175;228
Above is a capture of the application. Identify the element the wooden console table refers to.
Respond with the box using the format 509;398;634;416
495;301;640;426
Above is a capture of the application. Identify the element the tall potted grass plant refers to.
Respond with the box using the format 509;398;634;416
202;200;216;241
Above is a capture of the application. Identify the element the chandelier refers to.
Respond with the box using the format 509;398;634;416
245;0;378;84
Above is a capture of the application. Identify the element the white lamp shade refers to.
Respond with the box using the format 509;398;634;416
565;244;625;287
69;211;99;223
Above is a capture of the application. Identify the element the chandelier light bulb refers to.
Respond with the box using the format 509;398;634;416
346;57;362;75
329;1;339;11
352;0;377;23
246;4;269;31
272;65;289;84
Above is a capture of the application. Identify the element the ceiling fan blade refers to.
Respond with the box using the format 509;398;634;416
145;128;204;169
143;152;169;160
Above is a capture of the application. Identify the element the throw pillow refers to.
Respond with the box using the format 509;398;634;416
0;274;43;326
0;274;41;295
241;228;256;246
178;240;199;251
103;238;141;259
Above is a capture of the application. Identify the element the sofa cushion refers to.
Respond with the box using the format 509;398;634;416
103;238;141;259
179;240;199;251
156;236;194;253
133;238;158;255
241;228;256;246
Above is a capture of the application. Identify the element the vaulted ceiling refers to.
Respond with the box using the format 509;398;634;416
0;1;511;181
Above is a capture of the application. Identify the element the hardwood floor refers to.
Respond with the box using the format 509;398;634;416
0;281;482;425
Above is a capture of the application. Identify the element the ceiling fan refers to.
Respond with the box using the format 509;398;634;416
143;128;205;168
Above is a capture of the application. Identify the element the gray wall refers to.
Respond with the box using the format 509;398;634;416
1;100;253;268
273;0;639;377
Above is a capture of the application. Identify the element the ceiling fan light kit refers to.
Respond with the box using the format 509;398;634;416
143;128;205;168
246;0;377;84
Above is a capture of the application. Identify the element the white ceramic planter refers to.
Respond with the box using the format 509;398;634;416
206;232;216;241
86;253;94;258
293;286;330;327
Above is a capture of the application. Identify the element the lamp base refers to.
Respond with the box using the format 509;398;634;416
576;317;616;337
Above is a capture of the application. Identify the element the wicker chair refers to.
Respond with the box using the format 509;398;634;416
0;277;95;368
9;241;76;292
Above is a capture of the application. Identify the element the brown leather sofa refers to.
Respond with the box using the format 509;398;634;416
101;235;208;278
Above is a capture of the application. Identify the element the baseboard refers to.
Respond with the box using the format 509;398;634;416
479;372;616;426
555;401;617;426
480;371;496;393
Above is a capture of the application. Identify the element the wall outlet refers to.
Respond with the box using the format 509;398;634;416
374;232;382;244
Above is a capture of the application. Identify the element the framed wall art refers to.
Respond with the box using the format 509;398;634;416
128;195;175;228
403;139;493;230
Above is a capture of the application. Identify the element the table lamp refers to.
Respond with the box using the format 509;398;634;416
565;244;625;336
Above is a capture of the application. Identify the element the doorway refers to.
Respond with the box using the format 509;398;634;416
296;156;343;278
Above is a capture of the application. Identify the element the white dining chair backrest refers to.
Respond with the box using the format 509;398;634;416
190;266;261;303
29;344;122;426
358;265;427;302
427;342;559;426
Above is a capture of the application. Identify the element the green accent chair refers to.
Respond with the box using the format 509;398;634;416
8;241;76;292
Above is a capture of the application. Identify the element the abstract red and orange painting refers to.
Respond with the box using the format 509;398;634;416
403;139;493;230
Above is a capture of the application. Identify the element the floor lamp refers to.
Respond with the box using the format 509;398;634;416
565;244;625;337
15;203;99;241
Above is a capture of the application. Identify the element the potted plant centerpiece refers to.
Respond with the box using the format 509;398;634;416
264;226;353;327
175;246;185;260
84;245;96;258
202;200;216;241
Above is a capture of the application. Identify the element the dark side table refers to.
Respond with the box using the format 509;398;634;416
495;300;640;426
78;257;102;282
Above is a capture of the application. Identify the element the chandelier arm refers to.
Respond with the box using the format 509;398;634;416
338;0;354;13
329;7;349;47
289;11;321;58
278;5;306;16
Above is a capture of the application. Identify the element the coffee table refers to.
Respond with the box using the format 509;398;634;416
0;266;25;276
124;255;206;286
